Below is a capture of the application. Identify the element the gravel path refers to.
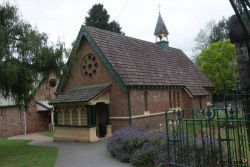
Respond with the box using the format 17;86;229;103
9;133;131;167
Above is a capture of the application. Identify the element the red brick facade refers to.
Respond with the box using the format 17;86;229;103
0;75;57;137
60;39;212;132
0;106;24;136
63;39;129;119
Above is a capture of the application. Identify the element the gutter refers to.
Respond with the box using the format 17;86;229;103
35;101;52;110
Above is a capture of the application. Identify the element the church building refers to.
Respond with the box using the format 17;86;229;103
51;13;213;142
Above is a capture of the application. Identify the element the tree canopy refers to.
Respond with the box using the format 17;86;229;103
0;2;66;107
198;40;238;94
193;17;242;96
85;3;122;34
193;18;230;60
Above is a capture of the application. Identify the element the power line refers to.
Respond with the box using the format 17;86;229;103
115;0;131;20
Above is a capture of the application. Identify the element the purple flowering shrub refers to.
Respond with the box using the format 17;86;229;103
107;127;149;162
108;127;220;167
130;131;169;167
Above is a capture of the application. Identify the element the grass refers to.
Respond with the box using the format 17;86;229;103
0;138;58;167
40;131;54;137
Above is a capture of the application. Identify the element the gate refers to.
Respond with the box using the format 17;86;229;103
165;107;249;166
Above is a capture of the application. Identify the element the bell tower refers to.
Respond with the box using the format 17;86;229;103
154;12;169;48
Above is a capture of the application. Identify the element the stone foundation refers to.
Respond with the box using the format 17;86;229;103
54;125;112;142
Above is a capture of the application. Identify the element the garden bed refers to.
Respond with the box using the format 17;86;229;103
107;127;173;167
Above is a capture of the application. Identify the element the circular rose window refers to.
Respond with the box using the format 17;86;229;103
82;54;98;78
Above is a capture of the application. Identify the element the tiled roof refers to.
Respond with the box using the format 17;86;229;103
81;26;213;96
185;86;209;96
51;83;111;104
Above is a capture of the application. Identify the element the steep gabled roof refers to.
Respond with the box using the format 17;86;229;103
59;25;213;96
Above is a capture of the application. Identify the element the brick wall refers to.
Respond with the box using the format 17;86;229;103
0;106;24;137
25;75;57;133
110;119;130;132
0;74;57;137
129;88;212;130
63;39;129;119
26;99;50;133
130;88;210;116
132;114;165;131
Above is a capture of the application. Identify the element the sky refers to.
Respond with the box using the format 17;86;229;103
7;0;235;57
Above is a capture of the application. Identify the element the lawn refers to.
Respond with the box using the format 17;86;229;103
0;138;58;167
40;131;54;137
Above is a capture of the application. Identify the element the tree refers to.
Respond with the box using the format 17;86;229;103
108;20;122;34
198;41;239;94
193;18;230;65
193;20;216;53
85;3;122;33
209;18;229;43
0;2;65;108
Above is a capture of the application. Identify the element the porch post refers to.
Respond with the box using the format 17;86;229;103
87;105;91;127
106;104;110;124
87;105;96;128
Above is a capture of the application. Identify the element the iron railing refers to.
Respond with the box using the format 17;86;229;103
165;108;249;167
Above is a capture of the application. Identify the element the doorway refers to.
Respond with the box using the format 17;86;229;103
95;103;108;138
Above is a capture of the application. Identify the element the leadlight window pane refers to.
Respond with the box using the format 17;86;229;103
64;110;70;125
80;109;87;125
57;111;63;125
72;110;78;125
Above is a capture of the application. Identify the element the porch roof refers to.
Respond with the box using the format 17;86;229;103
36;100;53;111
51;83;111;104
185;86;209;96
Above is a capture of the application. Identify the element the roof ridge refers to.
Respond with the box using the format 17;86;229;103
83;25;154;44
83;25;181;51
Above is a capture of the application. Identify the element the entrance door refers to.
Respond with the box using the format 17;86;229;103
95;103;108;138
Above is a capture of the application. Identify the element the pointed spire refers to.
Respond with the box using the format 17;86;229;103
154;12;169;42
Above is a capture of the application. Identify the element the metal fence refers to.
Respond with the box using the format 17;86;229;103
165;108;249;167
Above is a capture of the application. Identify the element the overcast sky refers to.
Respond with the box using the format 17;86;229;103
8;0;235;57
